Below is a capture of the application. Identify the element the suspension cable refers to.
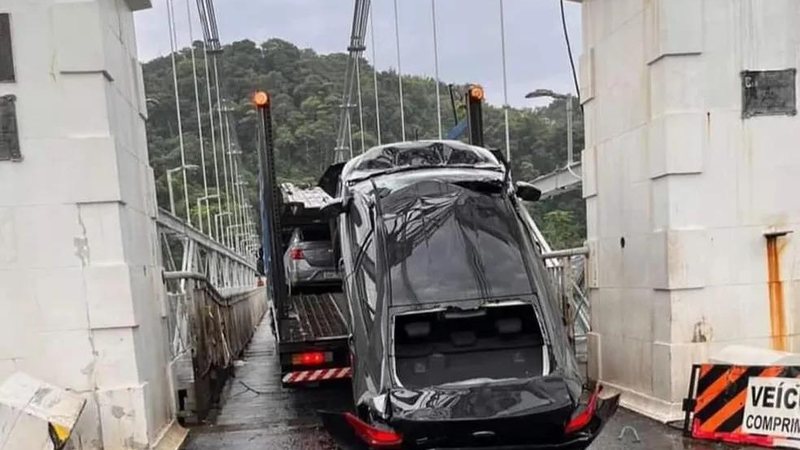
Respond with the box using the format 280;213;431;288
369;3;382;145
347;113;354;159
431;0;442;140
197;0;227;245
560;0;581;101
167;0;192;225
228;125;248;252
213;58;232;248
335;0;371;161
229;124;249;255
392;0;406;141
355;55;366;154
185;0;210;235
222;106;238;249
499;0;511;161
201;41;222;241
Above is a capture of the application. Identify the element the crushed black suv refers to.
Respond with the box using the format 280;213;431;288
321;140;618;449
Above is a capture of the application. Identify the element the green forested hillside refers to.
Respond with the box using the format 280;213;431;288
142;38;585;248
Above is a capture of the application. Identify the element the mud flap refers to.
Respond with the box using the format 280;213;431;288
319;411;369;450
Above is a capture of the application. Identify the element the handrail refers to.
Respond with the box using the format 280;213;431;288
157;208;256;269
541;246;589;259
164;271;260;306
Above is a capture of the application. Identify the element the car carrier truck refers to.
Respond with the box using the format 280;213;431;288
252;91;350;386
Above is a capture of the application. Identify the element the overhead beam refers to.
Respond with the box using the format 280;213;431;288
529;161;582;200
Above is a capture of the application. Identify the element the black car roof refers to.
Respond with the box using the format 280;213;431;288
340;140;503;185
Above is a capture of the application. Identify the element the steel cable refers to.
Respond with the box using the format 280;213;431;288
167;0;192;225
185;0;211;234
369;3;382;145
499;0;511;161
392;0;406;141
431;0;442;139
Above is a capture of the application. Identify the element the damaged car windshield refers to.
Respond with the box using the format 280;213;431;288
364;175;536;306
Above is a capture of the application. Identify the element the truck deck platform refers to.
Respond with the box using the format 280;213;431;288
279;293;348;344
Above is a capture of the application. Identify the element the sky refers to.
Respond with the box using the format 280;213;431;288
134;0;582;108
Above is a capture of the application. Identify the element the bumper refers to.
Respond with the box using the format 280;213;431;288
321;394;620;450
289;266;341;286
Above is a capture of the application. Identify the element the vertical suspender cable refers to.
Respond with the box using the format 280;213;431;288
230;127;248;255
560;0;581;101
185;0;210;235
355;56;366;154
223;110;239;250
392;0;406;141
228;126;248;253
498;0;511;161
347;114;354;158
197;0;227;245
167;0;192;225
201;42;222;241
431;0;442;139
213;59;232;248
369;4;382;145
335;0;370;161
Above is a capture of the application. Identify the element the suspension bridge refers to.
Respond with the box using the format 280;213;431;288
2;0;800;448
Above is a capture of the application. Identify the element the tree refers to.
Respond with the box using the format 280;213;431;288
142;38;586;246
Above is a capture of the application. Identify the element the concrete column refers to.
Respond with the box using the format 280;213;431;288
0;0;182;447
578;0;800;421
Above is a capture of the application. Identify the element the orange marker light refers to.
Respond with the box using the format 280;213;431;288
468;85;484;101
253;91;270;107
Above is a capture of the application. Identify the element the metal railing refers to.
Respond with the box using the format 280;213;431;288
542;247;590;359
164;273;267;421
157;209;258;288
519;206;590;354
156;209;266;421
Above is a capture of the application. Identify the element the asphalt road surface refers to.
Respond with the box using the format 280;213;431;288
186;317;754;450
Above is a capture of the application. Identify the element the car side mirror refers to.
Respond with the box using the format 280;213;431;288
515;182;542;202
321;197;348;219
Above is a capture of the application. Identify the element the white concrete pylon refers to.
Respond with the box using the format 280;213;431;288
0;0;185;447
579;0;800;423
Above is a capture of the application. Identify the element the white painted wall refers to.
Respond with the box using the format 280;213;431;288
0;0;180;447
579;0;800;421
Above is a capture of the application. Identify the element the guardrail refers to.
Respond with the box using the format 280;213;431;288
156;209;265;421
542;247;589;358
164;272;267;422
157;209;258;289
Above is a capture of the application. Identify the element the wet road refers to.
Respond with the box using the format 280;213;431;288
186;316;754;450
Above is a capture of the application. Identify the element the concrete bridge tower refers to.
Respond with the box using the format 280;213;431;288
576;0;800;420
0;0;182;447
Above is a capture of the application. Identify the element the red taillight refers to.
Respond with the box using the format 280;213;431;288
564;390;599;434
291;352;326;366
344;413;403;448
289;248;305;260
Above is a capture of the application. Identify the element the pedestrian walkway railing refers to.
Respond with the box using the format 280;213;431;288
542;247;590;356
157;209;266;421
163;272;267;422
157;209;258;290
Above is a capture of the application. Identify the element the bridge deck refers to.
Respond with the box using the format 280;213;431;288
184;314;752;449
